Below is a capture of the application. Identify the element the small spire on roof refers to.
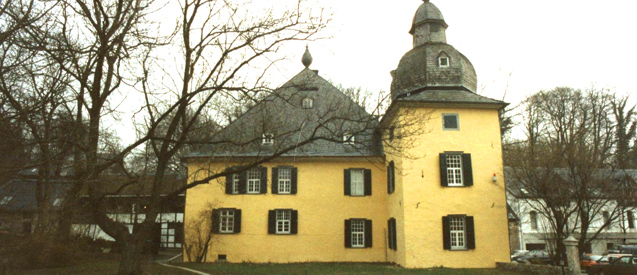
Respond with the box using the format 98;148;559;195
302;45;313;68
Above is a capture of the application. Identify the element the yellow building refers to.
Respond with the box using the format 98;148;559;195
184;0;510;268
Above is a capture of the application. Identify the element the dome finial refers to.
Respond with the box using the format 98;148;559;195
302;45;313;68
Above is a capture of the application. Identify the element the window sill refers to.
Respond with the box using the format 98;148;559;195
449;248;468;251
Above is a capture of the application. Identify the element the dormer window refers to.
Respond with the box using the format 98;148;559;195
302;98;314;109
0;196;13;206
53;198;63;207
262;133;274;145
439;56;449;67
343;132;355;145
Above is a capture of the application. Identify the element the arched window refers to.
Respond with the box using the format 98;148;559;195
302;98;313;109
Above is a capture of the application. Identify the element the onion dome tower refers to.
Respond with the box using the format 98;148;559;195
390;0;480;101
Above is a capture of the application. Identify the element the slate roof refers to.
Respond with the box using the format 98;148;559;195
188;68;382;159
505;166;637;199
410;0;447;34
395;87;507;108
0;179;71;212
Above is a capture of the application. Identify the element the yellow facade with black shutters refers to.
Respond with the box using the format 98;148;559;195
383;106;511;268
183;0;511;268
184;158;388;263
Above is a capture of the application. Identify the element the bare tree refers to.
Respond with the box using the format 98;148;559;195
505;87;636;263
3;0;429;273
183;202;217;263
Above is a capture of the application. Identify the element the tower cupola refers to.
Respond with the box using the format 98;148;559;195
410;0;448;47
390;0;478;100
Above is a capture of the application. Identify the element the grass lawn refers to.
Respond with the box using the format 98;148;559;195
177;262;531;275
8;258;194;275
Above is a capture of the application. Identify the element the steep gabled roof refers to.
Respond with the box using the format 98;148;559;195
0;179;71;212
188;68;382;158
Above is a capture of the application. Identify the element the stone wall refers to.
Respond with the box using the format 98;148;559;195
497;262;563;275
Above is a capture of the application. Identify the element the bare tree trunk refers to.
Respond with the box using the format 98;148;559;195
118;238;144;275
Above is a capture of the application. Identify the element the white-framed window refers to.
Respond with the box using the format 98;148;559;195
350;169;364;196
439;56;450;67
343;132;355;144
276;210;291;234
351;220;365;248
262;133;274;145
160;222;182;248
302;98;313;109
627;211;635;229
247;168;260;193
530;211;538;230
602;211;610;224
278;168;292;194
446;154;463;186
220;209;235;233
442;113;459;130
449;216;466;250
0;196;13;206
232;174;240;194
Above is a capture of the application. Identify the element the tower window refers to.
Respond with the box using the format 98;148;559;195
302;98;313;109
439;57;449;67
443;114;459;130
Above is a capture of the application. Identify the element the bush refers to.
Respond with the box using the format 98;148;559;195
2;235;80;270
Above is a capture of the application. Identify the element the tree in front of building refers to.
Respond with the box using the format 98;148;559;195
505;86;637;263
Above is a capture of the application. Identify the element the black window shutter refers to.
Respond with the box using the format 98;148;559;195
387;219;393;250
442;216;451;250
387;164;391;194
268;210;276;234
211;209;220;234
344;219;352;248
234;209;242;233
462;154;473;186
387;161;395;194
364;169;372;196
392;218;397;251
364;219;373;248
466;216;475;249
174;223;184;243
291;167;298;194
344;169;351;196
239;171;247;194
272;168;279;194
440;153;448;187
291;210;298;234
225;174;233;194
260;167;268;194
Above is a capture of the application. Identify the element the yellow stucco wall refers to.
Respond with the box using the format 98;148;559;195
184;105;510;268
184;158;389;263
385;106;510;268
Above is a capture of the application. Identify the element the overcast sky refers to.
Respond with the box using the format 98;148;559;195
273;0;637;107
